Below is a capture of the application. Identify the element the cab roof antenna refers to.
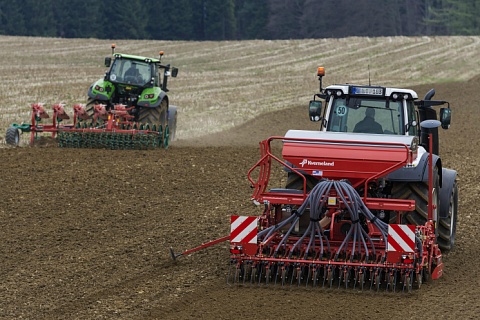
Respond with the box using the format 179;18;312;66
368;64;371;86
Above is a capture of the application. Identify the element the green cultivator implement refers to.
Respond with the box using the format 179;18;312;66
5;45;178;150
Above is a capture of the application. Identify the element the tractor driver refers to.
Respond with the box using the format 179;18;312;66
124;63;140;81
353;107;383;134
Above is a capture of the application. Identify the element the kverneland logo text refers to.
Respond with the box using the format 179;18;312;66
299;159;335;167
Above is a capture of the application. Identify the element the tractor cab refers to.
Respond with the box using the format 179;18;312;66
108;57;154;87
309;67;451;154
88;45;178;112
312;85;419;136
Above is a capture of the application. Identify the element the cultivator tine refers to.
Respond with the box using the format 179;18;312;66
328;266;335;288
312;265;319;287
322;265;328;288
346;267;353;289
227;262;234;285
305;265;311;287
242;261;250;285
250;264;257;285
265;264;272;286
234;264;241;285
337;266;344;289
403;270;413;293
359;268;365;290
281;265;287;286
415;269;423;289
387;268;396;292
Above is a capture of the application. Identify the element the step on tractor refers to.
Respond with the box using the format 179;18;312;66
6;44;178;149
171;67;458;292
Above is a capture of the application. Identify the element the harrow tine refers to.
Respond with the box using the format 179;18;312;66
375;269;382;291
227;262;234;285
404;270;413;293
297;266;303;287
305;265;311;287
281;266;287;286
345;267;351;289
290;265;296;286
322;265;328;288
250;264;257;285
353;267;358;290
393;270;398;292
242;262;248;285
370;268;375;290
415;269;423;289
265;265;271;286
313;265;319;287
274;264;280;285
258;263;263;286
234;265;241;285
328;266;335;288
359;268;365;291
337;266;343;289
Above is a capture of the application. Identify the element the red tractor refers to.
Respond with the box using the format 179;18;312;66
172;68;458;292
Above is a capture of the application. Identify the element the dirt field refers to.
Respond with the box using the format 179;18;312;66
1;77;479;319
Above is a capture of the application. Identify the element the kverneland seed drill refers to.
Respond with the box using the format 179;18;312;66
5;45;178;149
171;67;458;292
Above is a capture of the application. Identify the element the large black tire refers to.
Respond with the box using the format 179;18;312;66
390;168;440;239
138;99;167;127
437;182;458;251
138;99;169;148
6;127;20;146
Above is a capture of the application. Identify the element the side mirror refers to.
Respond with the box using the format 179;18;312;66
171;67;178;78
104;57;112;67
309;100;322;122
439;107;451;129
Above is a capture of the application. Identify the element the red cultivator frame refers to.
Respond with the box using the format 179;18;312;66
7;103;168;149
171;131;444;292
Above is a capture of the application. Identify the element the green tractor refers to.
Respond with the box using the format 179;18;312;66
87;44;179;142
5;45;179;149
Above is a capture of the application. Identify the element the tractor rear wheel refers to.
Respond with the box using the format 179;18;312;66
437;182;458;251
6;127;20;146
138;99;169;148
390;167;440;230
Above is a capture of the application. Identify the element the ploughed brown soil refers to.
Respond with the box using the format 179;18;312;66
1;78;480;320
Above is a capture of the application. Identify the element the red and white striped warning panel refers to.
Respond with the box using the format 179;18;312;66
387;224;415;253
230;216;258;244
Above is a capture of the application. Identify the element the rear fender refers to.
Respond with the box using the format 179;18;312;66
387;152;442;185
137;87;164;108
439;168;457;219
87;79;114;101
